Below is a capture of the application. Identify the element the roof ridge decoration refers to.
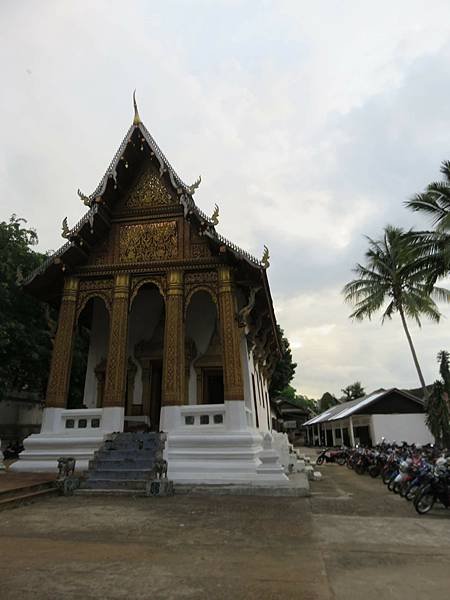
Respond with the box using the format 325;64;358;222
22;94;270;286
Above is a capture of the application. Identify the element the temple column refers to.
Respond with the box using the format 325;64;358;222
45;277;79;408
162;270;185;406
218;266;244;401
103;273;130;408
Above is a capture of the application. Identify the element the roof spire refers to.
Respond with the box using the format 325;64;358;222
133;90;141;125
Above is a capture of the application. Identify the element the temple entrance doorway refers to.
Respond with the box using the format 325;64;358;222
68;296;110;409
185;290;224;405
127;283;165;431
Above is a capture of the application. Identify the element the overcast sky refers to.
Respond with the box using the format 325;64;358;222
1;1;450;398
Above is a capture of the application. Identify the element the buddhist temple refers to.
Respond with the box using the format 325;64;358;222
12;96;289;484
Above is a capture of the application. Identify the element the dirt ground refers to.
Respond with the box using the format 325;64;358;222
1;457;449;600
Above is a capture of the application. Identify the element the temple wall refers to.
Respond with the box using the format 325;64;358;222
127;288;164;405
185;291;217;404
82;299;109;408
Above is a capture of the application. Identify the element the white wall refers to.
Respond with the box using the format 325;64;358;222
371;414;434;445
127;288;165;405
185;291;217;404
82;298;110;408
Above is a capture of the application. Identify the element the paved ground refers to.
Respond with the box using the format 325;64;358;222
0;471;55;493
1;457;449;599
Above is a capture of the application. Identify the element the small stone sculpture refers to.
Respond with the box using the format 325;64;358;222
153;450;168;479
57;456;76;479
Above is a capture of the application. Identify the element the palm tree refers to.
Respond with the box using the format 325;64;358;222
426;351;450;447
406;160;450;232
405;160;450;285
343;226;450;397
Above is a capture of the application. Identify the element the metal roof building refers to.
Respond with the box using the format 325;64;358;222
303;388;433;447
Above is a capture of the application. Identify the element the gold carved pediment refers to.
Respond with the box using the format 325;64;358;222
119;221;178;263
124;167;174;209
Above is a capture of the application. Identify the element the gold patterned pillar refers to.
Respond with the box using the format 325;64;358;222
218;266;244;401
45;277;79;408
103;273;130;407
162;270;185;406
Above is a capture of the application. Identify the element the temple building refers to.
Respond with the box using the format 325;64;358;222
13;97;288;484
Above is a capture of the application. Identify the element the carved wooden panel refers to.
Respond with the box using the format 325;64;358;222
124;167;173;209
77;278;113;318
118;221;178;263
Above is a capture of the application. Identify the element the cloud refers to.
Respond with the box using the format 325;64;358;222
1;1;450;398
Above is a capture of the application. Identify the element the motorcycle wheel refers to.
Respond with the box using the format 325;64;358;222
355;464;365;475
393;481;402;494
316;456;324;465
406;483;420;501
368;466;379;478
337;456;346;466
387;475;397;491
414;487;436;515
382;471;392;484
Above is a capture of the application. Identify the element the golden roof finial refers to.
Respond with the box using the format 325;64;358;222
261;245;270;269
188;175;202;195
62;217;70;239
211;203;219;226
133;89;141;125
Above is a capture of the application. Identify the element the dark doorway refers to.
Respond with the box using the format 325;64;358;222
150;362;162;431
203;369;224;404
354;425;372;447
326;429;333;446
342;428;350;446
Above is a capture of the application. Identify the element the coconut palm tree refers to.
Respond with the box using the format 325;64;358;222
405;160;450;286
343;226;450;397
406;160;450;232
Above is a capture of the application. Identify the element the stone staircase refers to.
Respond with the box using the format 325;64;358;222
80;432;164;494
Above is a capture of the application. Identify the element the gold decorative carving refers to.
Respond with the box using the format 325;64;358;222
103;273;130;407
76;278;113;319
162;270;185;406
119;221;178;263
125;168;173;209
217;266;244;401
185;271;218;312
192;243;211;258
130;275;166;306
45;277;79;408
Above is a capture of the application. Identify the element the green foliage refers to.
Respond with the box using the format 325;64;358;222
0;215;53;399
319;391;338;411
343;225;450;392
276;385;317;413
341;382;365;402
425;351;450;448
406;160;450;232
269;324;297;396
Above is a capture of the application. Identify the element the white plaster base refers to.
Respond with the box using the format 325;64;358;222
161;402;288;485
10;407;124;473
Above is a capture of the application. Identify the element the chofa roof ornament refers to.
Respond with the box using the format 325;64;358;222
211;203;219;226
133;89;141;125
61;217;70;239
261;245;270;269
188;175;202;195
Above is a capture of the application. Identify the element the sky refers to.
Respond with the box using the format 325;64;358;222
1;0;450;398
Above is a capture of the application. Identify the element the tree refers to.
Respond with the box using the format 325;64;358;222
405;160;450;287
269;324;297;396
425;351;450;448
319;392;338;411
406;160;450;233
341;382;365;401
0;215;53;399
343;226;450;397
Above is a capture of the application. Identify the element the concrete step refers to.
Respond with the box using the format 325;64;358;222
87;469;154;480
89;459;156;470
75;488;147;497
82;479;147;490
0;480;56;502
0;484;58;510
94;449;157;459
